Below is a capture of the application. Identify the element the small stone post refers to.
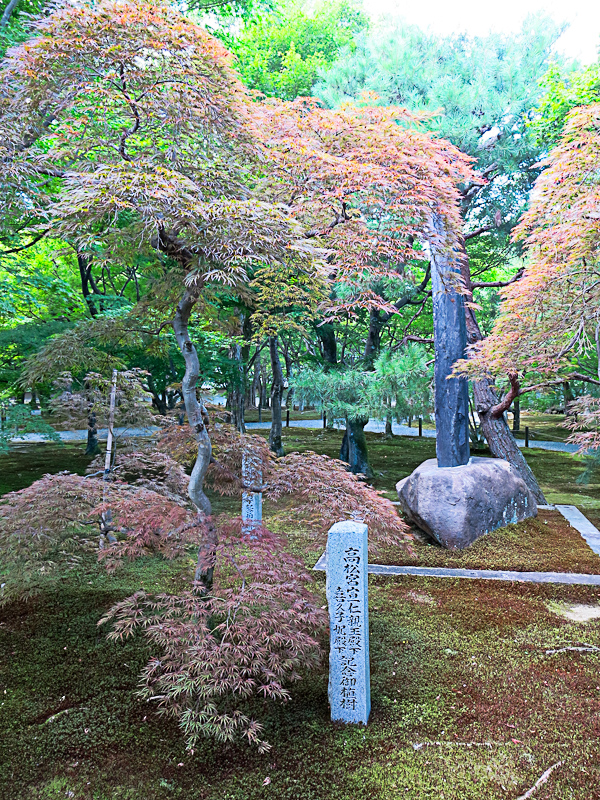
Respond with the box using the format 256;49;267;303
326;521;370;725
241;452;262;533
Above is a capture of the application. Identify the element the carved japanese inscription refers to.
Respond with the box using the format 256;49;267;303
326;521;371;725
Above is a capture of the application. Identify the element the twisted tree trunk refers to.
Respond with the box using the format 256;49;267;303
173;287;216;590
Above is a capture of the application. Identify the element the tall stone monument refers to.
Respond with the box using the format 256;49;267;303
326;521;370;725
429;214;470;468
396;215;537;549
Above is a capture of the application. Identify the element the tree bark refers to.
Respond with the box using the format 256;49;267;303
317;322;338;365
260;358;269;408
460;245;547;503
563;381;574;414
340;417;373;477
268;336;284;457
172;287;216;590
512;397;520;432
384;415;394;439
86;410;100;456
364;309;385;367
0;0;20;28
230;341;246;433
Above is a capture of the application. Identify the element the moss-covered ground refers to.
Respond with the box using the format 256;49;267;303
1;429;600;799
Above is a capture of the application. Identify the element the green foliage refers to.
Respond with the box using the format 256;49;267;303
292;346;432;423
530;61;600;148
231;0;368;100
369;347;432;422
316;14;568;229
292;365;373;421
0;403;61;452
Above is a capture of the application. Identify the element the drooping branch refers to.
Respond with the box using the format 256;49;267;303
0;229;49;254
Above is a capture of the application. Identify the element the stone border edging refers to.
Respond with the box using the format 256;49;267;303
313;504;600;584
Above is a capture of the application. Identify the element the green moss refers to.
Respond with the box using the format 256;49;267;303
2;433;600;798
0;443;94;497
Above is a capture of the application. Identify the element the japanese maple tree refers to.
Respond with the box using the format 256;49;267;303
456;103;600;404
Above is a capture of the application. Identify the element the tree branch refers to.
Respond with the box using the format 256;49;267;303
0;0;20;28
0;229;48;254
471;266;524;289
490;372;519;419
464;225;493;241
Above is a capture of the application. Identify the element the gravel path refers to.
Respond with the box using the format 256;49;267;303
246;418;580;453
12;418;579;453
11;426;160;443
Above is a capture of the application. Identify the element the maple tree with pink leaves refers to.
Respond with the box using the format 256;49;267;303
0;0;478;751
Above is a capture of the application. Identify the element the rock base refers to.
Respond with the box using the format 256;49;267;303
396;457;537;550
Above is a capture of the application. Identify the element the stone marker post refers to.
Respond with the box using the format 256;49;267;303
242;452;262;533
326;521;370;725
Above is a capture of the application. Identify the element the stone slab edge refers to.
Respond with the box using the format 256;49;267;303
313;506;600;583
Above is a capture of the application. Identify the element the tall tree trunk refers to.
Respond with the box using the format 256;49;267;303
512;398;520;432
364;309;385;367
268;336;284;457
460;244;546;503
563;381;575;414
340;417;373;477
86;410;100;456
251;353;261;408
260;359;269;408
0;0;20;28
231;341;246;433
384;414;394;439
317;322;338;365
173;288;216;591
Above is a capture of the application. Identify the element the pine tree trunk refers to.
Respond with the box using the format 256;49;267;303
86;410;100;456
341;417;373;477
317;322;337;365
512;398;520;432
563;381;575;414
268;336;284;457
474;379;546;503
384;415;394;439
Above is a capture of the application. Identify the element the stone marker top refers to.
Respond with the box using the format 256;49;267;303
327;520;368;538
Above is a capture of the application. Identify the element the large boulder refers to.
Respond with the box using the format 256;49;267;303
396;457;537;550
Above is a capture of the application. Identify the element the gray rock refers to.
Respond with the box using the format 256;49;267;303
396;457;537;550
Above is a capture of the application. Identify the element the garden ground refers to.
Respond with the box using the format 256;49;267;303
1;426;599;799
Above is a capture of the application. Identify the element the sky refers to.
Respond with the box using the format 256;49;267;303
364;0;600;64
